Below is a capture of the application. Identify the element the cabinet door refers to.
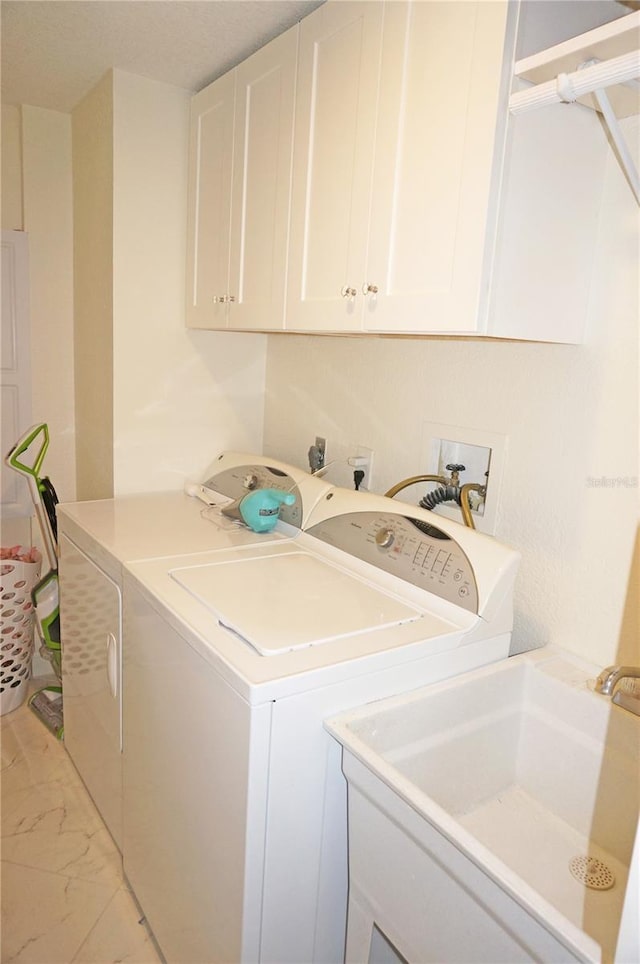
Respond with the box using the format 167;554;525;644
286;2;383;331
60;535;123;849
364;1;511;333
185;71;235;329
228;28;297;330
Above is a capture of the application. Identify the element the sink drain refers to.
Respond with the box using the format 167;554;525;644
569;855;615;890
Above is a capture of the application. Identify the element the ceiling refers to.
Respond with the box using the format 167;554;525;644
1;0;324;113
4;0;636;115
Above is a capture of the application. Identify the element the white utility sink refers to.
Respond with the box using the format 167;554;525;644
327;650;640;964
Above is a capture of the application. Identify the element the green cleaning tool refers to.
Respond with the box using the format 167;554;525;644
28;685;64;739
5;423;63;736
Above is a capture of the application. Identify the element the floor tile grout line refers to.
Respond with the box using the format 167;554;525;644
68;879;127;964
0;856;123;891
1;859;123;964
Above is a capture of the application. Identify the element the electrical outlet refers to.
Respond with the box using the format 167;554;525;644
349;444;374;490
308;436;326;473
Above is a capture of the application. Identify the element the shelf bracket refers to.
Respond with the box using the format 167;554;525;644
587;79;640;206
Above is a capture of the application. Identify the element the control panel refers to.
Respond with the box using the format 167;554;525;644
306;511;479;613
203;463;304;528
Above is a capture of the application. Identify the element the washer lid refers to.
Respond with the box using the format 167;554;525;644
170;550;425;655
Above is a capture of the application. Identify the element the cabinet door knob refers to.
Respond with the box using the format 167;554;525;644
341;286;357;299
363;283;378;295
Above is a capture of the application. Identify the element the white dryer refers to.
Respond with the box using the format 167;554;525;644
58;452;331;849
122;486;520;963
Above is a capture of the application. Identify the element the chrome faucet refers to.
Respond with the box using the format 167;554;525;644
595;665;640;716
595;665;640;695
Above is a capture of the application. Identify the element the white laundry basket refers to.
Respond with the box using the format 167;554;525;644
1;551;42;716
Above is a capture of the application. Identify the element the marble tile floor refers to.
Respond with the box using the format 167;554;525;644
1;686;162;963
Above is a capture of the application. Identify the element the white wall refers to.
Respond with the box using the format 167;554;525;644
263;118;639;669
1;106;23;231
70;69;267;499
72;72;114;501
111;70;267;494
22;107;76;504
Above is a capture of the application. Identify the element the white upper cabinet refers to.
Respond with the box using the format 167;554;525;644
186;27;297;330
186;70;235;329
364;1;513;334
186;0;624;341
286;2;384;332
285;1;519;334
284;0;615;340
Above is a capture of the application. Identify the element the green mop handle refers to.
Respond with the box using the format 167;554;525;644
5;423;57;570
6;422;49;477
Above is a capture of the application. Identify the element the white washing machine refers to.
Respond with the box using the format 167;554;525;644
122;485;520;963
58;452;331;849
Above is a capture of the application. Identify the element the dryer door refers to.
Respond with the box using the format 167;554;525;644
60;534;122;849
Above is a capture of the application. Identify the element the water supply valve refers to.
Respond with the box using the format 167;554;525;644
445;464;466;485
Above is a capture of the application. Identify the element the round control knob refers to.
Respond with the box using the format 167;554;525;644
375;528;395;549
243;474;258;490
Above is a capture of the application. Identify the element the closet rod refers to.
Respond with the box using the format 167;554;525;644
509;49;640;114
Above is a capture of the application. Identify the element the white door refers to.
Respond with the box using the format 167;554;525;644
1;230;32;535
185;71;235;329
365;1;512;333
60;535;123;849
228;26;297;331
286;2;384;332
